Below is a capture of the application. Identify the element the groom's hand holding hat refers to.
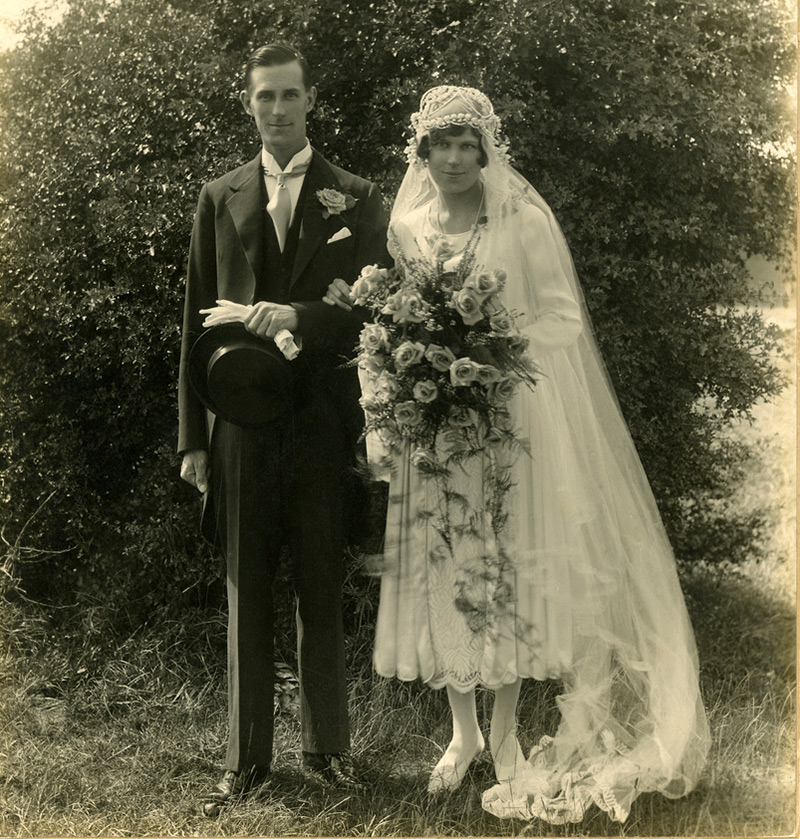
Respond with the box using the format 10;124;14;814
244;301;299;339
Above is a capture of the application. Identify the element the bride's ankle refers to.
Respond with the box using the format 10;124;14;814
457;728;484;754
490;733;524;780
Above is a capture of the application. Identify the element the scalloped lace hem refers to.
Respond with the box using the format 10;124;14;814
374;663;531;693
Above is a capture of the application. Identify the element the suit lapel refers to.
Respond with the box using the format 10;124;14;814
290;151;344;287
225;154;265;297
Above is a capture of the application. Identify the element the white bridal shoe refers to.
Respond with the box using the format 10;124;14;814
427;733;485;794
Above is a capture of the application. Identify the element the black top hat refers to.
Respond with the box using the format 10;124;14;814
188;322;293;427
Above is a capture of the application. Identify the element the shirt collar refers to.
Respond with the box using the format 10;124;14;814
261;141;312;176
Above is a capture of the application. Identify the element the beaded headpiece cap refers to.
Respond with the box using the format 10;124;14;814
410;85;502;141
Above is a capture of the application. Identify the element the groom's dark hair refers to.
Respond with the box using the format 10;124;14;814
243;42;313;91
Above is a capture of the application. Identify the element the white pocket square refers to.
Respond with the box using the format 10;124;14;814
326;227;352;244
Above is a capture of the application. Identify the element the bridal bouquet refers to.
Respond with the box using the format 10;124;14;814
353;247;537;476
354;242;538;636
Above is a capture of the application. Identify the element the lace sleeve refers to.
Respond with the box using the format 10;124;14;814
387;220;404;264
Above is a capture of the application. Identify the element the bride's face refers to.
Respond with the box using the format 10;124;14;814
426;127;484;196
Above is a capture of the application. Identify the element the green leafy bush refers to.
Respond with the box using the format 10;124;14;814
0;0;793;608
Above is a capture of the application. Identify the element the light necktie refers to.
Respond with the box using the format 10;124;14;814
265;162;309;252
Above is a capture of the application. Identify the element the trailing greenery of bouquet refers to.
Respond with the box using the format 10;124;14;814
353;239;538;636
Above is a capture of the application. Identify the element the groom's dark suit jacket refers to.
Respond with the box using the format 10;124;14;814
178;148;387;456
176;148;387;770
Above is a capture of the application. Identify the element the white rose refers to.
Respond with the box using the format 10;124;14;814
396;290;431;324
489;374;521;403
464;271;500;298
350;276;372;304
449;287;484;325
381;291;411;322
394;400;423;426
412;379;439;403
473;363;502;386
393;340;426;370
359;394;382;413
425;344;457;373
359;353;387;375
447;406;479;428
359;323;389;352
360;264;384;285
489;313;514;336
317;188;348;214
376;371;401;400
449;357;479;387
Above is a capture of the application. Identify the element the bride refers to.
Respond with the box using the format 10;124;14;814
324;86;709;823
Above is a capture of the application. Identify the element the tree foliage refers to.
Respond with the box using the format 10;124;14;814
0;0;794;608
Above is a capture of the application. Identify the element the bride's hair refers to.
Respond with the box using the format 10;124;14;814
416;125;488;167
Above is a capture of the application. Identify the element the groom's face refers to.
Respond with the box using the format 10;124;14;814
240;61;317;164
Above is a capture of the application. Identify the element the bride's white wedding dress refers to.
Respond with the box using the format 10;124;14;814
369;198;709;823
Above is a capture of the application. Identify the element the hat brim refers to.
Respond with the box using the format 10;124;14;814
188;323;293;427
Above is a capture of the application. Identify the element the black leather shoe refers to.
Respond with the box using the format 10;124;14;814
200;767;270;817
302;752;364;790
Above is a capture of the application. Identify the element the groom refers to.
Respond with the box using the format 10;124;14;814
177;43;387;814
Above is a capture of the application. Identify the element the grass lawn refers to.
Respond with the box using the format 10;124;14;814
1;553;794;837
1;312;794;837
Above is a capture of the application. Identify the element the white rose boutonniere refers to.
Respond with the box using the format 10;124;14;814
317;188;358;219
